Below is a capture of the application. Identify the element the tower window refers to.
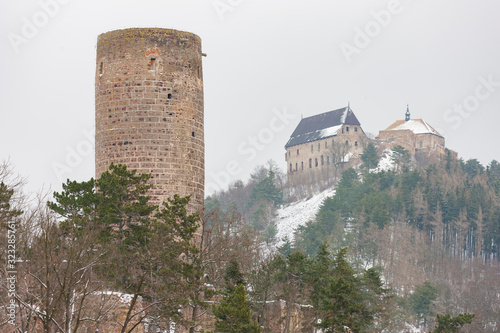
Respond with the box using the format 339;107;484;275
150;58;156;71
295;163;298;171
297;149;299;155
321;155;324;165
301;161;304;170
355;127;358;132
311;144;313;152
318;142;321;151
346;126;349;132
168;93;172;99
192;131;195;137
315;158;318;167
290;163;293;172
99;62;104;75
355;141;358;146
309;159;312;168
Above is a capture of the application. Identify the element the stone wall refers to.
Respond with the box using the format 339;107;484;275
95;28;204;214
286;124;367;185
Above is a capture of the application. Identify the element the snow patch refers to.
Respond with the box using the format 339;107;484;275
371;149;395;173
319;124;342;138
274;187;336;249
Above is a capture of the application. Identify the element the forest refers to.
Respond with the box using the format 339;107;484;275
0;143;499;332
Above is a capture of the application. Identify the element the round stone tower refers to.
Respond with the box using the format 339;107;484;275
95;28;204;213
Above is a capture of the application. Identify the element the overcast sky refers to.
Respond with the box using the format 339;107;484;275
1;0;500;196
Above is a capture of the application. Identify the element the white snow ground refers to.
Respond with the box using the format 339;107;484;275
274;187;336;249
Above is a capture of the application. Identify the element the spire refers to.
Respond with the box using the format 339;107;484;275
405;104;410;122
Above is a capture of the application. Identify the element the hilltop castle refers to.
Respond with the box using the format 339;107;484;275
285;105;453;182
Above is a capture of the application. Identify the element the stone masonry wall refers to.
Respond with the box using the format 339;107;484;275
286;124;367;184
95;28;204;214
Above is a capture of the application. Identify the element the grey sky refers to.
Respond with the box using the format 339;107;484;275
1;0;500;196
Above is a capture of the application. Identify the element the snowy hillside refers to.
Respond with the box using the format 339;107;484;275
273;149;396;250
274;187;336;249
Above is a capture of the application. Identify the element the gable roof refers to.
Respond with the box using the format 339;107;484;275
382;119;443;137
285;106;362;149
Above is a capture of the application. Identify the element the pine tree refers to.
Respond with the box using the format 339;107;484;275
361;142;380;169
432;313;475;333
212;261;261;333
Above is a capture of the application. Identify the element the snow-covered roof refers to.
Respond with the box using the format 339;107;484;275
285;106;363;148
382;119;443;137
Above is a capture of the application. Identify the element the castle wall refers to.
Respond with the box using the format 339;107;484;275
378;129;445;156
95;28;204;214
286;124;367;184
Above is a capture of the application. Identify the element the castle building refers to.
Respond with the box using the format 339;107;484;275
285;106;367;183
95;28;205;214
377;106;446;157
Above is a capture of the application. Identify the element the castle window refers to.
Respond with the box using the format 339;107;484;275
346;140;349;145
318;142;321;151
355;127;358;132
315;158;318;167
355;141;358;147
290;163;293;172
321;155;324;165
168;93;172;99
325;141;327;148
311;144;313;152
99;62;104;75
288;150;291;157
192;131;195;137
327;156;330;164
346;126;349;132
301;161;304;170
150;58;156;71
332;139;334;146
309;159;312;168
420;141;423;148
295;163;298;171
342;128;344;134
297;149;299;155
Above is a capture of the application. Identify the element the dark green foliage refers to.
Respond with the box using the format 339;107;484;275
212;261;261;333
311;247;391;332
409;281;437;323
432;313;475;333
249;170;283;207
392;145;412;172
0;181;22;222
224;259;246;291
361;142;380;169
212;284;261;333
462;159;484;178
48;163;200;329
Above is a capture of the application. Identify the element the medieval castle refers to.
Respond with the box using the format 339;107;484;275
285;105;453;183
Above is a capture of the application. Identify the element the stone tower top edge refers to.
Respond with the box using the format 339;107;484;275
97;28;202;46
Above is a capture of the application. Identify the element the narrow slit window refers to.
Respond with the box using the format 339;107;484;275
168;93;172;99
150;58;156;71
99;62;104;75
192;132;195;137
